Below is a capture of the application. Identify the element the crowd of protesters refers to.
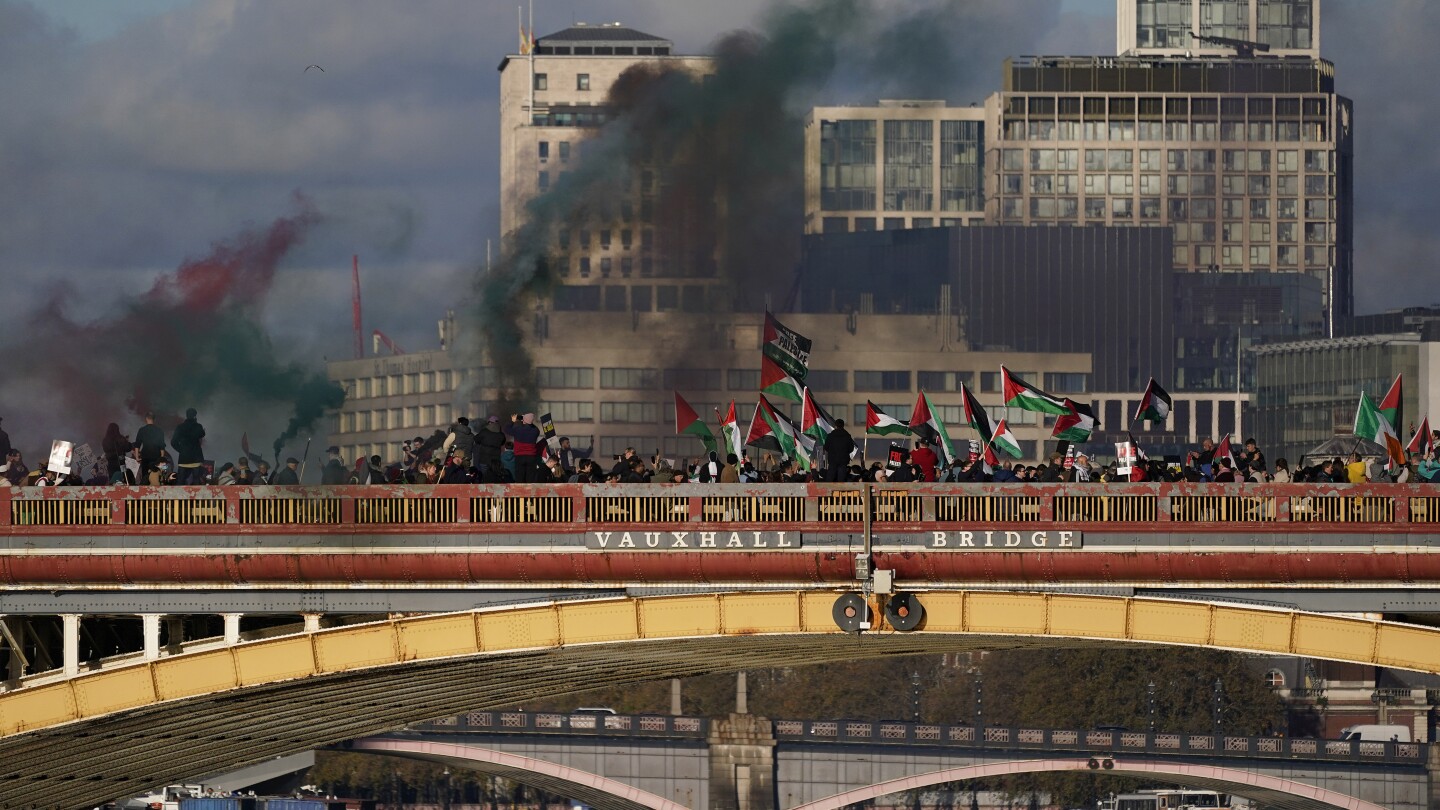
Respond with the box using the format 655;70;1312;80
2;411;1439;487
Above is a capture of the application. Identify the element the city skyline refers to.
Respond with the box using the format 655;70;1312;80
1;0;1437;447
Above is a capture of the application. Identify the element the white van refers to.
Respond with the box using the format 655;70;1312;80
1339;724;1411;742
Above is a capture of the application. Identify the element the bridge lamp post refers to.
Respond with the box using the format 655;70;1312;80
1212;677;1226;734
972;668;984;727
1148;680;1157;733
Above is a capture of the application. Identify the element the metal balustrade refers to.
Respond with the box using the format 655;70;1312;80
701;495;805;522
10;499;110;526
406;710;1425;765
1171;495;1276;522
1290;495;1394;523
472;495;574;523
238;498;341;525
126;498;226;525
355;497;456;524
1054;495;1157;522
935;495;1040;522
2;483;1438;530
586;495;689;523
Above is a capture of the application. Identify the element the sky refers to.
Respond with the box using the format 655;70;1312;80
1;0;1438;453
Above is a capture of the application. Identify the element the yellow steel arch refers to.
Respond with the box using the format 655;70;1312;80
2;590;1440;810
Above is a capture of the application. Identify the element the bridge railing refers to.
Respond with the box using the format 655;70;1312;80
3;482;1438;531
771;718;1426;765
409;710;708;739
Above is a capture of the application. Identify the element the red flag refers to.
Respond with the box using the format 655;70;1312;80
1215;433;1237;471
1408;417;1433;455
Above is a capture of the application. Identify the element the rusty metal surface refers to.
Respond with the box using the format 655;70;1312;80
2;483;1438;587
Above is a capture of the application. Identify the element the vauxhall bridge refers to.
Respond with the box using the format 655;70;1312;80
3;481;1440;809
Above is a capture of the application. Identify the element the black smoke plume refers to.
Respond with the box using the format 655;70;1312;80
467;0;1027;407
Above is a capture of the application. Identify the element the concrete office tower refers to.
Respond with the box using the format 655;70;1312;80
497;23;714;294
987;54;1353;324
1118;0;1319;58
803;101;986;235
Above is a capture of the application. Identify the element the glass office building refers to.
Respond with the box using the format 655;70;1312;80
1119;0;1319;58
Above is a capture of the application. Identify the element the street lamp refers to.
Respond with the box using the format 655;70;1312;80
1212;677;1226;735
972;668;985;728
1147;680;1157;733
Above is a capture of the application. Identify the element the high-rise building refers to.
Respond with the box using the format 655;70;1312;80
1118;0;1319;58
803;101;986;235
498;23;715;299
988;54;1353;326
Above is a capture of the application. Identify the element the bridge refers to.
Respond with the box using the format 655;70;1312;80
340;709;1431;810
4;482;1440;809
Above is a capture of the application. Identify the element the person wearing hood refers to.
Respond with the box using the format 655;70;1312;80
445;417;477;461
508;412;543;483
475;416;506;479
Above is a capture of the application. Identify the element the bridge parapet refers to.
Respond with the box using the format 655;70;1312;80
407;710;1426;767
4;482;1440;530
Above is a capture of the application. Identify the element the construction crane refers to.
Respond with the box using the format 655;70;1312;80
351;255;364;359
1189;31;1271;58
372;329;405;356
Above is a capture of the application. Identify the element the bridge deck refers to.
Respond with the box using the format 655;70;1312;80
2;483;1439;587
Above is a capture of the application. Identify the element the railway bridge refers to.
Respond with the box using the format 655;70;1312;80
3;482;1440;809
342;708;1433;810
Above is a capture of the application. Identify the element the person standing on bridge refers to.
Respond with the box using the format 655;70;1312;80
508;413;543;483
273;456;301;485
822;419;856;483
170;408;206;486
135;412;166;481
321;446;349;485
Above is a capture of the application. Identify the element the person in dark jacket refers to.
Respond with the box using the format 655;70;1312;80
0;416;9;461
475;417;506;476
101;422;132;479
170;408;206;485
135;412;166;480
273;457;301;485
321;446;349;485
508;413;544;483
446;417;476;460
822;419;856;482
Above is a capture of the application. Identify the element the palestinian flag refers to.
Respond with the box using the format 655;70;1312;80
674;392;717;454
715;401;744;462
747;394;813;466
960;384;994;444
865;401;911;436
1052;398;1099;442
1379;375;1403;436
1214;433;1239;471
762;312;811;401
908;391;959;465
1408;417;1433;456
1134;379;1173;424
1355;391;1406;468
1125;431;1150;482
1001;366;1069;416
761;353;805;402
801;388;838;444
989;418;1023;459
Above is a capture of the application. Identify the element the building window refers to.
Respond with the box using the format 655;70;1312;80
1044;373;1089;394
600;402;658;423
536;367;594;389
559;141;570;162
728;369;760;391
820;119;877;211
538;142;549;162
600;368;656;389
1264;670;1286;688
577;74;590;91
538;171;549;191
940;120;983;212
664;368;723;390
600;257;612;276
805;370;849;391
533;73;547;91
917;371;972;392
980;371;1001;393
854;370;911;391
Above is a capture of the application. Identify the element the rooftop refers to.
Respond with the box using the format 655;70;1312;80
538;23;669;44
